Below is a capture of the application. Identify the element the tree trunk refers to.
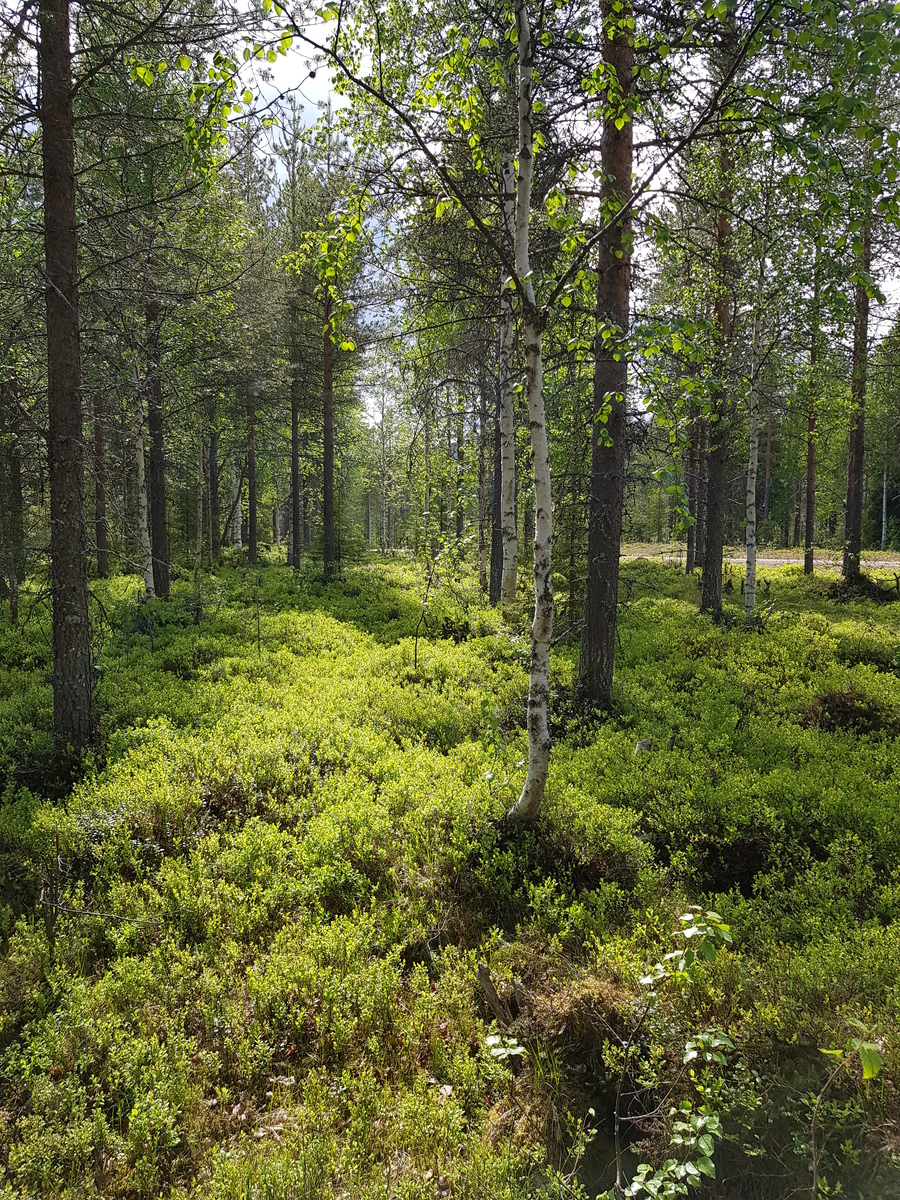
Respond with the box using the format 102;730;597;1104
194;415;203;587
323;294;335;579
205;450;214;569
490;393;502;603
146;302;170;600
507;0;552;823
499;150;518;603
577;0;633;708
882;459;888;552
686;410;699;572
763;399;772;521
133;384;155;600
290;299;301;571
247;384;257;566
39;0;93;747
843;223;871;581
232;457;242;549
9;436;23;590
700;135;733;619
92;389;108;578
478;378;488;593
745;223;768;624
456;395;465;545
804;250;819;574
696;417;708;569
0;383;20;623
208;409;220;566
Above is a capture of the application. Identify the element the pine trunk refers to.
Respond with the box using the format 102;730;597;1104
247;384;257;565
93;389;108;578
209;422;220;565
805;249;819;575
455;398;464;545
577;0;633;709
146;303;170;600
478;379;488;593
744;235;767;625
882;460;888;552
39;0;93;747
134;387;155;600
843;224;871;581
0;383;20;622
290;299;301;571
233;457;242;549
194;416;203;587
700;134;733;619
686;410;699;572
696;418;708;568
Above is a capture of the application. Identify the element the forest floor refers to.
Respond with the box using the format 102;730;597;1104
2;558;900;1199
622;542;900;570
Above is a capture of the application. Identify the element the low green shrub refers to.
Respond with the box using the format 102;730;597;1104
0;560;898;1197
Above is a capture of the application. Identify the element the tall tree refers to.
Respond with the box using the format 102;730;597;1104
577;0;634;709
39;0;93;747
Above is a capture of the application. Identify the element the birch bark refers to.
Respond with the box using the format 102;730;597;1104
507;0;553;823
499;149;518;604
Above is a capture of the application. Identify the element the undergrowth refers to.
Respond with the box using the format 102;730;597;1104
1;558;899;1198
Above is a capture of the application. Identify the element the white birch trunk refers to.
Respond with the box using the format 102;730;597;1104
499;149;518;604
744;239;767;626
507;0;553;823
133;380;155;600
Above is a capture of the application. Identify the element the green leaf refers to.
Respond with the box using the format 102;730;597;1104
859;1043;883;1080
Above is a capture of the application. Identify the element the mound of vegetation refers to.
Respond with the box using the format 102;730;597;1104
1;561;899;1199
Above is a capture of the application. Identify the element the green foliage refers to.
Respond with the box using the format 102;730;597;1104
1;562;900;1196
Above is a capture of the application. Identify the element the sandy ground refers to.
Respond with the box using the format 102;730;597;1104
620;544;900;570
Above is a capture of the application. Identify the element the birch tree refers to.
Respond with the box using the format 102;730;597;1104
498;150;518;604
506;0;553;823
